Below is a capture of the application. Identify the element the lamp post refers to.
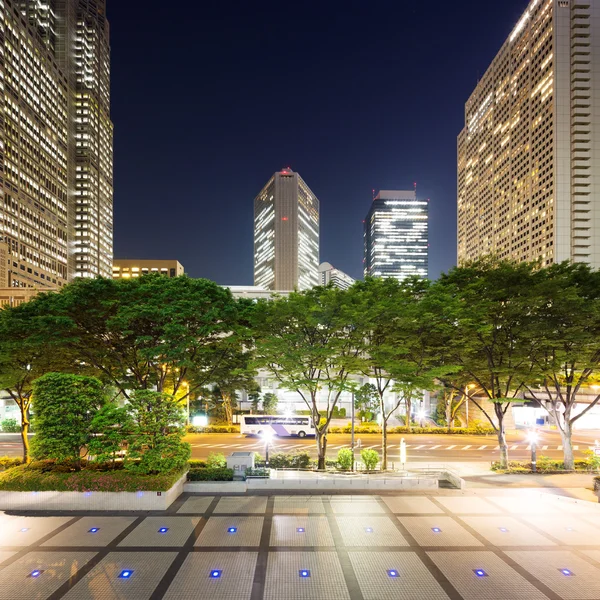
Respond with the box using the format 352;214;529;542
529;429;538;473
262;432;274;469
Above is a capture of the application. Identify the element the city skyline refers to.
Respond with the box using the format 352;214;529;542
109;0;537;285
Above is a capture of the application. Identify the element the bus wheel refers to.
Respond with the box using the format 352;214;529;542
297;431;306;438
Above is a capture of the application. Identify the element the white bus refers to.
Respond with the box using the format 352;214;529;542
240;415;315;438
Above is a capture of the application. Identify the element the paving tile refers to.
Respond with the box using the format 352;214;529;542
428;550;548;600
195;516;263;547
349;551;449;600
264;551;350;600
213;496;268;514
273;496;326;514
270;516;334;546
0;516;72;547
435;496;499;514
163;552;257;599
177;496;214;514
336;516;409;547
399;516;482;547
118;517;199;547
382;496;443;514
521;515;600;546
0;552;16;568
582;550;600;564
459;516;555;546
505;550;600;600
486;496;561;515
330;498;385;514
43;517;137;547
580;513;600;527
0;551;96;600
63;552;176;600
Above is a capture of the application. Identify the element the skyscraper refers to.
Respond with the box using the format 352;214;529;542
254;168;320;291
318;262;356;290
364;190;429;281
0;0;113;289
458;0;600;268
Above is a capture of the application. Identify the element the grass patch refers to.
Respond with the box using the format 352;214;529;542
0;463;185;492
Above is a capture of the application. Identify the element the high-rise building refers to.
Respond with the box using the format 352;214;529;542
0;1;113;290
364;190;429;280
458;0;600;268
318;262;356;290
254;168;320;291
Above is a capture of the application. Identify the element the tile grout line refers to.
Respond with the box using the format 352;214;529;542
377;496;464;600
48;515;146;600
323;497;364;600
250;495;274;600
149;495;221;600
428;496;563;600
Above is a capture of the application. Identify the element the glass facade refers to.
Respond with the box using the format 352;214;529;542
364;190;429;281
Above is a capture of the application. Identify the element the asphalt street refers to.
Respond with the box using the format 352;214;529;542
1;430;598;463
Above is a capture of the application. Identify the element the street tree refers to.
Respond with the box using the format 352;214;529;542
435;259;541;468
252;287;361;469
262;392;278;415
524;262;600;469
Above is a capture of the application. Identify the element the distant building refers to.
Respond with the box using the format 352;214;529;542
318;262;356;290
112;259;185;279
226;286;291;300
254;168;320;291
458;0;600;268
364;190;429;280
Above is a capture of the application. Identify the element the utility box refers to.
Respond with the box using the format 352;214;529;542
227;452;255;479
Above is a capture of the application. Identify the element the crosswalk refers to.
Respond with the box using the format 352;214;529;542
190;441;595;452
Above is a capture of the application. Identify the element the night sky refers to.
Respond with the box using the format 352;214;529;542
110;0;530;284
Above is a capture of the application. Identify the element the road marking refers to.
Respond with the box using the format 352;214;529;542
446;445;456;450
558;445;563;450
430;445;441;450
462;445;472;450
511;445;519;450
478;445;487;450
413;445;425;450
574;446;579;451
542;445;548;450
192;443;211;447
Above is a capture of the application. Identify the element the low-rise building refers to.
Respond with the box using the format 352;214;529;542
319;262;356;290
112;259;185;279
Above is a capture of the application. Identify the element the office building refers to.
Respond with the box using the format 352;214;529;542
254;168;320;291
364;190;429;280
318;262;356;290
0;1;113;292
113;259;184;279
458;0;600;267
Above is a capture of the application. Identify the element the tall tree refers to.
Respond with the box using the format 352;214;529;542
524;262;600;469
252;287;361;469
349;277;454;470
435;259;540;468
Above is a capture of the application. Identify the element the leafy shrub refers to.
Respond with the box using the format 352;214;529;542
267;451;312;469
361;448;379;471
0;464;184;492
337;448;353;471
186;425;240;434
583;449;600;471
0;456;22;471
187;468;233;481
188;459;207;468
594;476;600;492
1;418;20;433
245;468;269;478
31;373;105;468
125;390;191;475
492;456;597;473
88;403;132;468
206;452;226;469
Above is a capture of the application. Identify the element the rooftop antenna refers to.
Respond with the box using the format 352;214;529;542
414;181;417;197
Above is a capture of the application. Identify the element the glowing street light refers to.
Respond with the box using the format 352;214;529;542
528;429;539;473
261;431;274;468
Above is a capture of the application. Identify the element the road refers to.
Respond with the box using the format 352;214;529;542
1;430;598;463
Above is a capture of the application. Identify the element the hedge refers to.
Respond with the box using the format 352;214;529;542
0;464;185;492
186;425;240;434
327;425;495;435
187;468;233;481
594;476;600;492
0;456;22;471
492;457;595;474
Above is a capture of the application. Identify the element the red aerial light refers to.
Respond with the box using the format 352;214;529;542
282;217;289;221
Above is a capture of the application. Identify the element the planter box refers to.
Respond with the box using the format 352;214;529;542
0;473;187;512
184;481;247;493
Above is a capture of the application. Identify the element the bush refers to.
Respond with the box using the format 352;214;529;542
361;448;379;471
245;468;269;478
31;373;105;468
207;452;226;469
0;456;22;471
267;451;313;469
125;390;191;475
188;459;207;468
583;449;600;471
88;403;132;468
491;456;598;474
186;425;240;434
1;418;20;433
0;463;184;492
187;468;233;481
337;448;353;471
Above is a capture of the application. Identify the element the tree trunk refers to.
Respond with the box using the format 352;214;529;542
381;418;388;471
494;403;508;468
316;430;327;470
406;397;412;433
20;404;30;464
559;420;575;470
446;399;452;432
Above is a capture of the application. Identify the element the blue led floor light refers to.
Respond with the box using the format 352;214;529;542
387;569;399;578
559;569;574;577
118;570;133;579
228;527;237;533
210;570;222;578
158;528;169;534
28;570;44;578
473;569;488;578
88;528;100;533
299;570;311;578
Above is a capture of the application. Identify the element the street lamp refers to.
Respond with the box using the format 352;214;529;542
262;431;274;469
528;429;539;473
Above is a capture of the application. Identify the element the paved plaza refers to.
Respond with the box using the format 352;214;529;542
0;490;599;599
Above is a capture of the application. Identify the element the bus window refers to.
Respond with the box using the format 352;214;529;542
245;417;257;425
